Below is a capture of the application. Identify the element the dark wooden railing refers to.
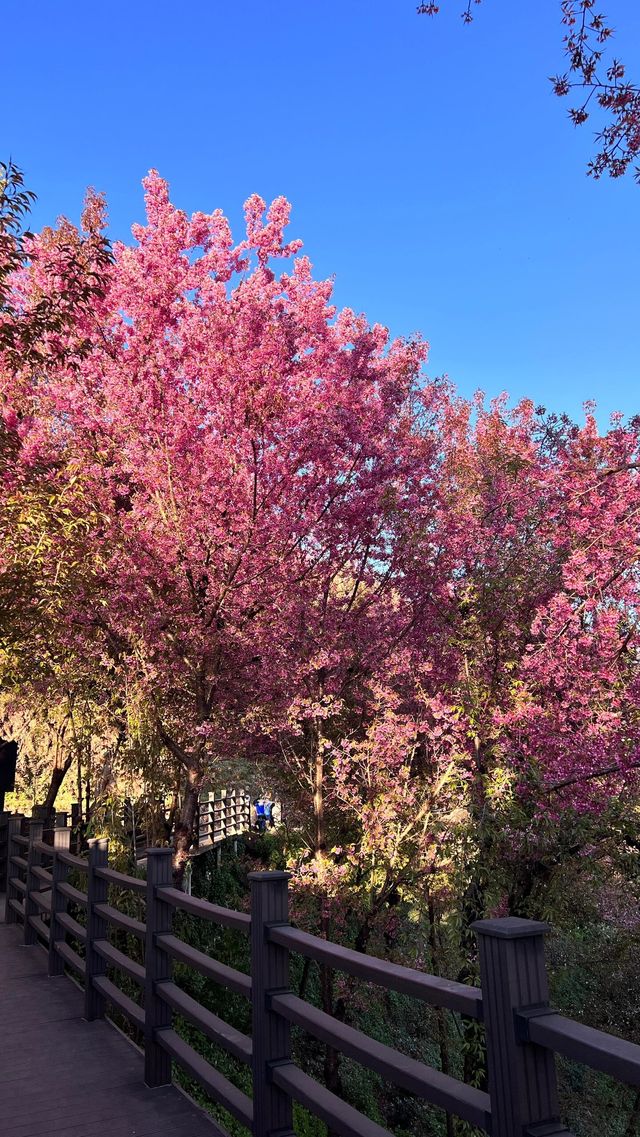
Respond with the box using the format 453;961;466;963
3;817;640;1137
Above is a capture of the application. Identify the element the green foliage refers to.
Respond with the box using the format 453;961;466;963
179;841;640;1137
0;158;112;368
181;844;468;1137
0;159;36;315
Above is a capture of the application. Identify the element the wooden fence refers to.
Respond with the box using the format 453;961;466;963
3;817;640;1137
195;788;253;851
1;788;257;868
125;788;258;859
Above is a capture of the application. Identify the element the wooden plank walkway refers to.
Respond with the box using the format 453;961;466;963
0;915;219;1137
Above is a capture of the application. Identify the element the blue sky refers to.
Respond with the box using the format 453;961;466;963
5;0;639;423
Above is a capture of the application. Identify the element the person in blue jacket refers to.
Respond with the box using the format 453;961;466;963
254;798;266;833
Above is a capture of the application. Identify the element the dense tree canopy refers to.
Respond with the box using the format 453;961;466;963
1;171;639;911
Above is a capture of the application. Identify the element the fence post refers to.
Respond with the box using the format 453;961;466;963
144;847;174;1087
213;791;222;842
5;816;23;924
249;871;294;1137
0;812;8;892
84;837;109;1021
23;820;44;945
201;794;213;846
48;826;72;976
473;917;570;1137
232;789;239;853
70;802;81;851
194;797;201;850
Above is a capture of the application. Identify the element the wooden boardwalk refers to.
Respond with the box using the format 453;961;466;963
0;915;217;1137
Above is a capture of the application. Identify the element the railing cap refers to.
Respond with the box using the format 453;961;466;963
247;870;291;882
471;916;551;939
87;836;109;851
145;846;173;856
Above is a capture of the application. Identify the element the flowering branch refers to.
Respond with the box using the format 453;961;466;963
417;1;640;181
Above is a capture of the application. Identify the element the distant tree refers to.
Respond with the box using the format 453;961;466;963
0;163;115;816
0;161;36;342
0;159;112;367
0;161;111;662
417;1;640;181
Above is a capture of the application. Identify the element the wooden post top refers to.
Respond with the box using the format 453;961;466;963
472;916;551;939
248;870;292;882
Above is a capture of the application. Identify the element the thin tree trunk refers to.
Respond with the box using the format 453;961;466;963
625;1089;640;1137
164;775;181;842
76;747;83;825
298;956;312;1000
312;722;326;853
155;721;205;889
457;740;492;1096
42;754;74;814
173;762;202;888
427;894;455;1137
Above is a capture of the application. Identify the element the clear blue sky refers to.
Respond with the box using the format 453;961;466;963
5;0;639;423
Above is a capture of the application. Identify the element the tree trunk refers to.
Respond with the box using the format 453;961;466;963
507;859;553;919
164;776;181;842
312;721;326;854
155;721;205;889
42;753;74;814
457;741;492;1098
426;895;455;1137
624;1089;640;1137
76;747;83;825
172;763;202;889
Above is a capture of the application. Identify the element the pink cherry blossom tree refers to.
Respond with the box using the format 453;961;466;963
2;172;428;883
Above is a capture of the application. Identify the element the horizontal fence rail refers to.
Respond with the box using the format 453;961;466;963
3;816;640;1137
269;989;491;1129
267;923;483;1018
524;1011;640;1088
